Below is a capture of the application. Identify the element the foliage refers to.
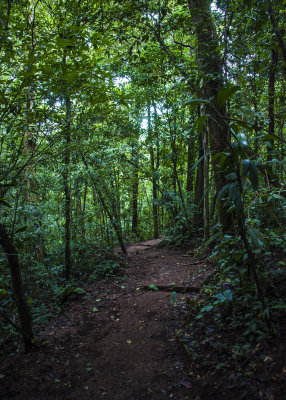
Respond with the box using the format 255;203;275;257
88;259;123;280
0;0;285;350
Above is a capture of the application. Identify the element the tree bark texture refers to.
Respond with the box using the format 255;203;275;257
192;131;204;229
188;0;233;232
62;51;72;279
0;223;34;351
186;133;194;195
203;116;210;241
131;146;139;236
147;103;159;239
63;93;72;279
267;48;279;186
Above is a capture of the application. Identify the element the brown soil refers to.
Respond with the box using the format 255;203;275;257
1;240;286;400
0;240;208;400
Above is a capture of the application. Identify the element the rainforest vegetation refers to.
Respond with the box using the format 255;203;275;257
0;0;286;383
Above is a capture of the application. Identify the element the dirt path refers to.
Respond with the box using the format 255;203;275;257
1;240;209;400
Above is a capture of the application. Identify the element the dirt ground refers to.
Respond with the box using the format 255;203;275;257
1;240;286;400
0;240;208;400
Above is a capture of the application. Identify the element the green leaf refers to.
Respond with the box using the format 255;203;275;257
149;284;159;291
234;195;242;219
213;289;233;303
217;86;240;108
263;134;276;141
170;291;177;305
272;304;286;310
210;190;218;218
234;121;254;133
219;153;231;169
190;152;211;172
217;183;231;201
203;232;221;248
0;289;6;296
198;184;212;208
193;115;208;135
212;152;224;162
242;159;250;177
226;172;237;181
230;123;239;135
229;182;238;201
237;133;248;148
248;161;258;190
183;98;212;107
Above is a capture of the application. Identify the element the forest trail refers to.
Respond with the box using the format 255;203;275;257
1;240;209;400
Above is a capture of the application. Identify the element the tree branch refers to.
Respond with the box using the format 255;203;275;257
145;21;198;94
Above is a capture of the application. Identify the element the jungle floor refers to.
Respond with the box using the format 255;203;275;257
1;240;286;400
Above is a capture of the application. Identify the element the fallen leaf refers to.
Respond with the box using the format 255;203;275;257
179;379;192;389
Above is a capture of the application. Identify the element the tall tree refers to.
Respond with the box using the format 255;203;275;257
187;0;234;232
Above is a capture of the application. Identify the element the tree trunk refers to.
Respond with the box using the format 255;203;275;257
203;116;210;241
267;48;279;187
188;0;233;232
62;52;72;280
186;128;194;196
147;102;159;238
131;145;139;236
81;183;88;240
63;94;71;279
0;224;34;351
192;131;204;229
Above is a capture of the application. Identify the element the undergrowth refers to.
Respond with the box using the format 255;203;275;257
0;251;124;357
